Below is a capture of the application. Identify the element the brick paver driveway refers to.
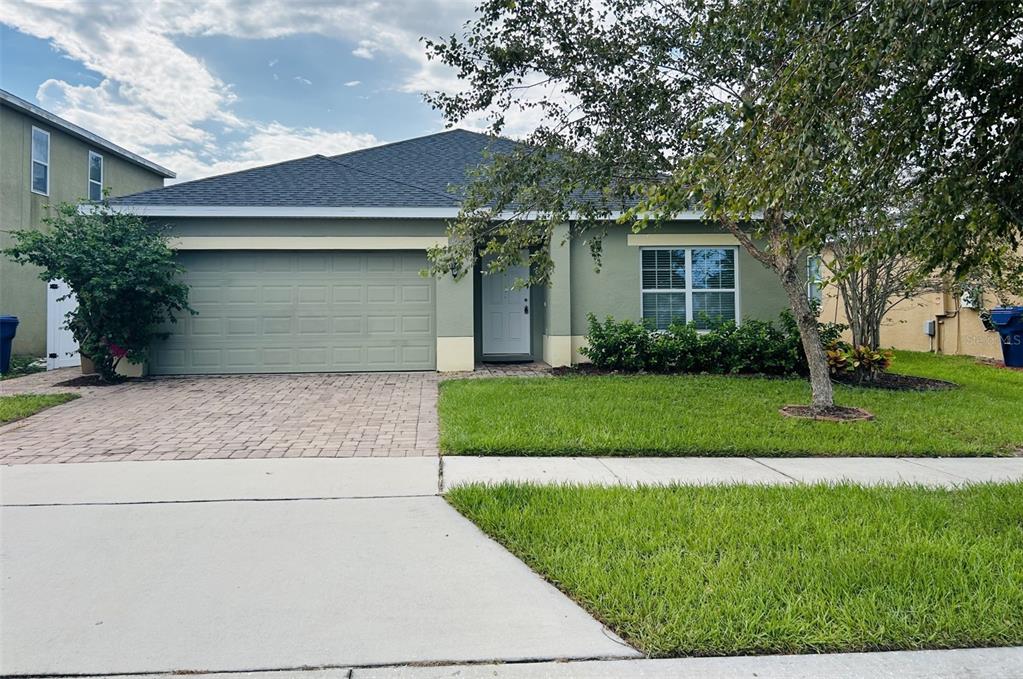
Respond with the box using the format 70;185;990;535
0;370;438;464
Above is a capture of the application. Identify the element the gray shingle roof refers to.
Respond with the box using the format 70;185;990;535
110;129;518;208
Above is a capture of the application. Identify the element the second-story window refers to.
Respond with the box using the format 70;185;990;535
31;127;50;195
88;151;104;201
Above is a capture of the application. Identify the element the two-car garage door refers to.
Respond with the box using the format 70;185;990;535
149;251;436;374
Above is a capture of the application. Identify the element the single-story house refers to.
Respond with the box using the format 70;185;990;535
108;129;790;375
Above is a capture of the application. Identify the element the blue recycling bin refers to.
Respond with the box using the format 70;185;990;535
0;315;19;374
990;306;1023;368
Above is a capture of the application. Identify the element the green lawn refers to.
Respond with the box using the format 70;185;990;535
0;393;79;424
439;351;1023;456
448;483;1023;657
1;355;46;380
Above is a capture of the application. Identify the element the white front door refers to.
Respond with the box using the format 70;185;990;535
482;259;531;356
47;279;80;370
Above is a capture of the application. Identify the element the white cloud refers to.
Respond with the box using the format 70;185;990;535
344;80;361;87
293;76;312;85
0;0;552;180
160;123;380;181
352;40;377;60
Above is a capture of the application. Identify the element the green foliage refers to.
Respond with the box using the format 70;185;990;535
424;0;1023;408
827;343;894;384
424;0;1022;278
0;393;79;424
3;202;193;382
448;483;1023;656
581;312;845;377
438;351;1023;457
0;355;46;380
578;315;651;372
961;245;1023;319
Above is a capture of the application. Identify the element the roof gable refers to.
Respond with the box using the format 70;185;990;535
111;129;520;210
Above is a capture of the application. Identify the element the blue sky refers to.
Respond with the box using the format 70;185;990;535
0;1;510;182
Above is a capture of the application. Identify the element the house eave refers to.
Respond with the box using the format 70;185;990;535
0;89;176;179
89;204;713;221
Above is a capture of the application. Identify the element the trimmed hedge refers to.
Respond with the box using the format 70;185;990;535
581;312;845;376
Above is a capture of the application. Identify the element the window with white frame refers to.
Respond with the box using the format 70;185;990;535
88;150;104;200
31;127;50;195
641;247;738;330
806;255;824;304
88;151;104;201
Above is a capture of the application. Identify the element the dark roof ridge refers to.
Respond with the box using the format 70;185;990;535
329;127;516;161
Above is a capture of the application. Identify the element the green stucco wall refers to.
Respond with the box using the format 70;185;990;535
161;217;450;238
567;222;790;334
0;104;166;355
73;215;789;371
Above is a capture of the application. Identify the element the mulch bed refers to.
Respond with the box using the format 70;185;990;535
556;364;793;378
553;365;958;393
832;372;958;392
780;405;875;422
552;364;613;376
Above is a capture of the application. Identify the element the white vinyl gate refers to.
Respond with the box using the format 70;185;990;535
47;279;80;370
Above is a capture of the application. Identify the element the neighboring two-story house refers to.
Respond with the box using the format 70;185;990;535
0;88;174;363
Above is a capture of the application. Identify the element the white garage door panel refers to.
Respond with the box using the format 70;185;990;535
150;251;435;374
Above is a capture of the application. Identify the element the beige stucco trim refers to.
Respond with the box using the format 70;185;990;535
543;335;573;368
437;336;475;372
626;233;739;247
571;335;590;365
169;236;449;250
115;360;146;378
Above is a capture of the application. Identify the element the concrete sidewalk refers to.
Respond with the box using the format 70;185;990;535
440;455;1023;489
4;456;1022;506
0;459;635;675
362;646;1023;677
3;458;1020;676
37;646;1023;678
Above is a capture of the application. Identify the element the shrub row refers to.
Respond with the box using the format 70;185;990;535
580;312;846;376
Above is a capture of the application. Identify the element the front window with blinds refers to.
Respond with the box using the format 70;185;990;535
88;151;103;201
641;247;738;330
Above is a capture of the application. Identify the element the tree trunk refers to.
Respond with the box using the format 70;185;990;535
781;272;835;409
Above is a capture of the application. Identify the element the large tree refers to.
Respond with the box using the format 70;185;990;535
425;0;1022;410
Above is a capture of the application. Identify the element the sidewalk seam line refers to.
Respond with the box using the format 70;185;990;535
0;652;645;678
3;493;438;508
747;457;800;483
897;457;971;480
7;647;1020;678
595;457;624;484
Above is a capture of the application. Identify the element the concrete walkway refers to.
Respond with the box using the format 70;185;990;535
3;457;1020;676
0;459;636;676
6;456;1021;508
51;646;1023;678
365;647;1023;677
440;455;1023;489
